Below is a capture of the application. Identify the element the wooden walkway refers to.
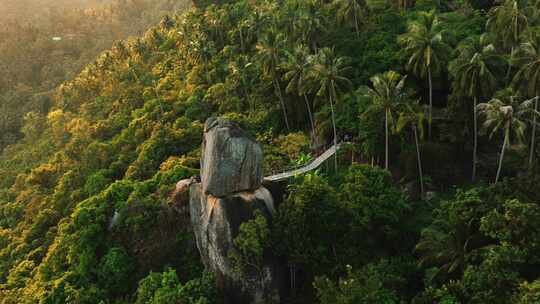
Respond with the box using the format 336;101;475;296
264;143;341;182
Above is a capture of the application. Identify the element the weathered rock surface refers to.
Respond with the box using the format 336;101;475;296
201;117;263;198
188;117;284;303
190;184;279;303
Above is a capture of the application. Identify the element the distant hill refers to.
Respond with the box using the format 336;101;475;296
0;0;192;151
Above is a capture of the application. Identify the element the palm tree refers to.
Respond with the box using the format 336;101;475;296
399;10;450;140
256;29;290;130
282;45;316;144
526;0;540;21
477;90;532;183
361;71;408;170
188;31;216;83
397;0;415;10
512;36;540;170
449;34;505;181
310;47;352;170
229;55;254;111
336;0;368;37
204;6;227;48
396;100;427;197
294;2;326;51
416;218;476;278
487;0;529;83
159;15;175;30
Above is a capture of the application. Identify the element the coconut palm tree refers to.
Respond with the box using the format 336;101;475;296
449;34;505;181
477;90;532;183
336;0;368;37
416;218;476;278
512;36;540;170
159;14;175;30
310;47;352;170
294;1;328;52
399;10;450;140
526;0;540;22
396;100;427;197
487;0;529;83
229;55;254;111
226;5;250;53
293;1;326;51
361;71;408;170
256;29;290;130
393;0;414;10
189;32;215;66
282;45;316;144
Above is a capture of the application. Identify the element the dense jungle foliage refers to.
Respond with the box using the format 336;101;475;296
1;0;540;303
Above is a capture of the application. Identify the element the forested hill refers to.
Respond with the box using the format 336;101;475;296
1;0;540;303
0;0;191;151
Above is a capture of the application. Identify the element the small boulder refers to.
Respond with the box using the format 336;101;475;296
171;177;196;213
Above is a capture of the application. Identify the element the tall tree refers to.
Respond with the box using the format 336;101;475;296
477;90;532;183
229;55;254;111
310;47;352;170
487;0;529;84
282;45;316;144
449;34;505;181
512;36;540;171
336;0;368;37
399;10;450;140
361;71;408;171
256;29;290;130
293;1;326;51
396;100;427;197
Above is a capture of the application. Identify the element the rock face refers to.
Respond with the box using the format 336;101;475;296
189;118;282;303
201;117;263;198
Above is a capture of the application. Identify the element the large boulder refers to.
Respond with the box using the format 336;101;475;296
190;184;280;303
201;117;263;197
189;118;284;303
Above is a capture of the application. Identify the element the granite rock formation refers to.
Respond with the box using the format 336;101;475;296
189;117;282;303
201;117;263;198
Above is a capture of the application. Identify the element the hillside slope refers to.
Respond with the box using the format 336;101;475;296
1;0;540;303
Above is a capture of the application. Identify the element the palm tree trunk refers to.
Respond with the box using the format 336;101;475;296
472;96;478;182
243;83;252;112
239;28;245;52
505;47;514;85
274;78;290;131
353;4;360;37
414;126;425;198
330;88;339;171
385;108;389;170
495;131;509;184
428;66;433;140
304;94;316;145
131;69;140;84
203;63;209;83
529;97;538;171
